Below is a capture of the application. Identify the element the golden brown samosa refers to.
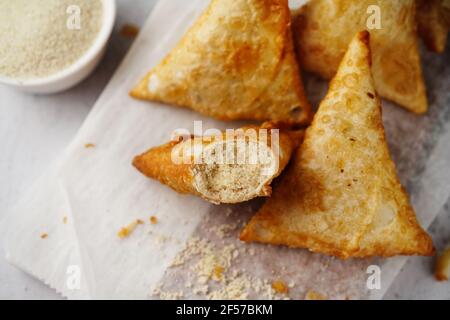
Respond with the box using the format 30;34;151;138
240;31;434;258
416;0;450;53
133;122;303;204
131;0;312;125
293;0;427;114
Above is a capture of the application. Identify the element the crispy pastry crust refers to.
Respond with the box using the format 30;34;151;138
292;0;427;114
133;122;303;204
240;31;434;258
130;0;312;125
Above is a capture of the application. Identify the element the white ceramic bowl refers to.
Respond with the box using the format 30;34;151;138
0;0;116;94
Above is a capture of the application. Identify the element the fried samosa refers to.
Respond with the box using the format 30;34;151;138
133;123;303;204
130;0;312;125
416;0;450;53
293;0;427;114
240;31;434;258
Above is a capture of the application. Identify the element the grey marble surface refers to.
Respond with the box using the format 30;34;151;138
0;0;158;300
0;0;448;300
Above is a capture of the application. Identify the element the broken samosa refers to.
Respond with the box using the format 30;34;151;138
240;31;434;258
416;0;450;53
293;0;427;114
131;0;312;124
133;123;303;204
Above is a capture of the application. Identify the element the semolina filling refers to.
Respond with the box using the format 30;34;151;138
192;140;276;203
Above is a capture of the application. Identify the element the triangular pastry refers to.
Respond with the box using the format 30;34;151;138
240;31;434;258
131;0;312;124
292;0;427;114
133;122;303;204
417;0;450;53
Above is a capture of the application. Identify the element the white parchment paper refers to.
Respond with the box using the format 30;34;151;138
2;0;449;299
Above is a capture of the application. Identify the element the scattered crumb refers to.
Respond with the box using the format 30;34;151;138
213;265;224;281
256;279;278;300
84;143;95;148
166;235;287;300
305;290;327;300
193;284;209;296
150;216;158;224
120;24;139;38
170;237;206;267
271;280;288;294
209;222;238;238
117;219;143;239
152;284;183;300
63;216;68;224
193;243;236;283
40;233;48;239
435;247;450;281
207;275;250;299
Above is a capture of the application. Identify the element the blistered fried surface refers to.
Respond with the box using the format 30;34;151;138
293;0;427;114
131;0;311;124
241;31;434;258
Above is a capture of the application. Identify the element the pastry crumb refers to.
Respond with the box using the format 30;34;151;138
165;235;286;300
213;265;224;281
271;280;288;294
305;290;327;300
150;216;158;224
117;219;143;239
120;24;139;38
435;247;450;281
63;216;68;224
151;284;183;300
84;143;95;148
40;233;48;239
209;222;238;238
